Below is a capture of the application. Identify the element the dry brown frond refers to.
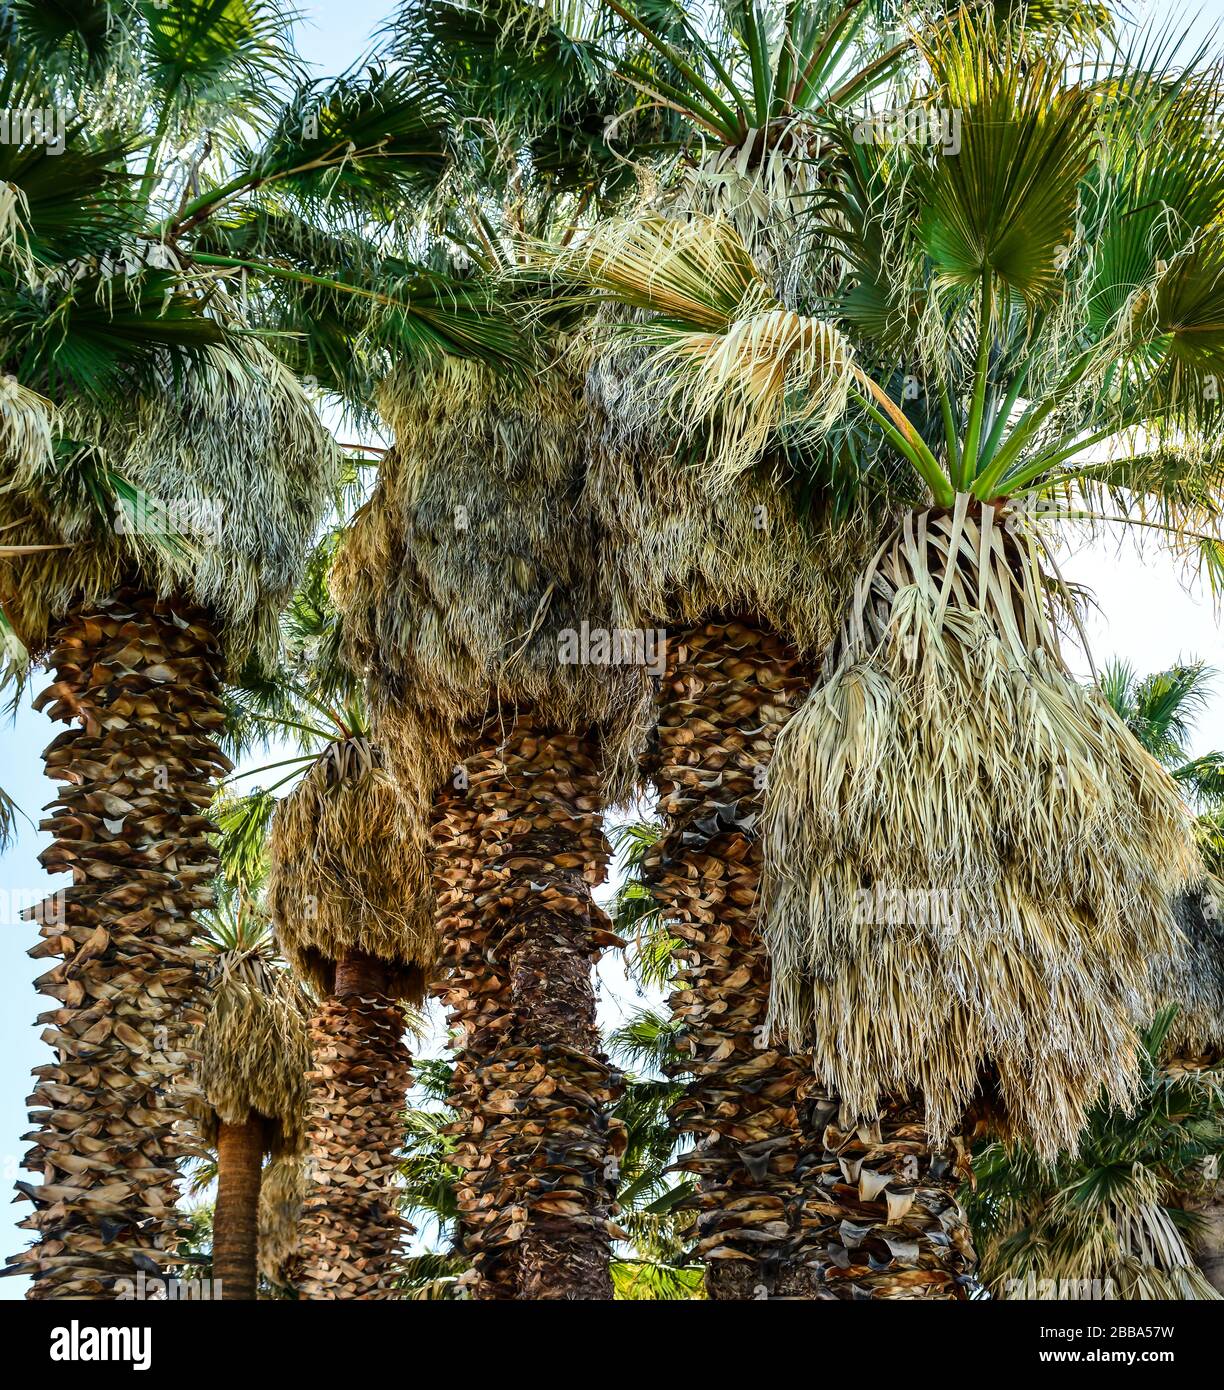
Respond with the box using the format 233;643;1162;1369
0;378;55;473
266;740;436;995
555;216;854;485
258;1153;306;1290
333;356;653;803
0;341;336;670
763;497;1199;1159
582;326;875;654
193;954;312;1158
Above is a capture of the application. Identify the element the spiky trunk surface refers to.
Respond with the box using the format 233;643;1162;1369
12;590;228;1300
214;1118;264;1300
294;952;413;1299
650;618;974;1299
432;718;624;1300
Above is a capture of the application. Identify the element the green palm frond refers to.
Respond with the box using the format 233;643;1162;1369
212;788;277;891
230;62;450;219
913;14;1096;312
6;268;227;405
142;0;303;132
1099;658;1224;817
399;1250;468;1299
2;0;143;85
966;1011;1224;1300
600;0;905;145
0;778;31;850
611;1257;704;1299
566;9;1224;545
607;818;683;986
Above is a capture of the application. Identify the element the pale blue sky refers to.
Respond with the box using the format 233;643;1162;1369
5;0;1224;1297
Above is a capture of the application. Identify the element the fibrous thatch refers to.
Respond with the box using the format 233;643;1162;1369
333;356;653;803
1155;884;1224;1060
266;739;435;995
192;951;312;1158
0;340;336;671
764;498;1199;1159
257;1153;307;1290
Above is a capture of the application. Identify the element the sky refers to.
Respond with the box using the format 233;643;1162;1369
4;0;1224;1296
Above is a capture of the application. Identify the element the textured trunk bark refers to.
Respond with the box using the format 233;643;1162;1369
1191;1170;1224;1295
12;589;229;1299
650;617;975;1299
432;715;622;1300
295;950;413;1299
214;1118;264;1300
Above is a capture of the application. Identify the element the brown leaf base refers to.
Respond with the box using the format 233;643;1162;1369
294;984;414;1299
12;590;230;1299
432;717;624;1300
651;618;974;1299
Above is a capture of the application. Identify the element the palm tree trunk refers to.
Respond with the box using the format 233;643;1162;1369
214;1118;265;1300
650;617;975;1299
432;715;623;1300
13;589;229;1299
295;950;414;1299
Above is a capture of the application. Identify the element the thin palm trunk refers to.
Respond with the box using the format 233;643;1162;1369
295;950;413;1299
650;616;975;1299
13;589;229;1299
432;715;622;1299
214;1118;264;1300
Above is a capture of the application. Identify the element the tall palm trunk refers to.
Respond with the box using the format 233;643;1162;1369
432;715;623;1300
13;589;229;1299
295;951;413;1299
649;617;975;1299
214;1118;264;1300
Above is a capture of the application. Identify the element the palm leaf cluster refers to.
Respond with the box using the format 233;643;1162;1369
966;1012;1224;1301
5;0;1224;1304
547;8;1224;1162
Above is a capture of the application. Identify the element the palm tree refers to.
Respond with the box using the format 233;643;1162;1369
1100;659;1224;876
558;5;1224;1280
332;1;671;1300
0;12;332;1296
560;0;998;1299
1;0;512;1297
1096;657;1224;1294
209;534;435;1300
265;729;430;1299
191;902;311;1300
